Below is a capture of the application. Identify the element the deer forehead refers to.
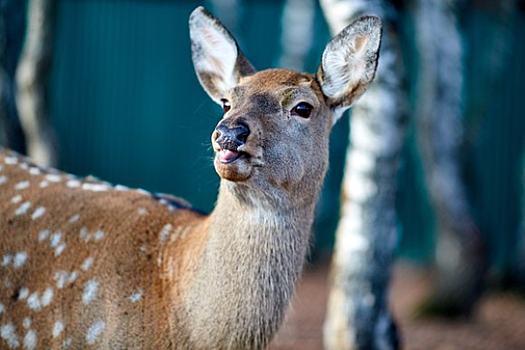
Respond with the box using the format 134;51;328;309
234;69;324;107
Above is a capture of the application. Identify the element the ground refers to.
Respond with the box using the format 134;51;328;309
269;262;525;350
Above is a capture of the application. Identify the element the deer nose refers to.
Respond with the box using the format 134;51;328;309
215;122;250;146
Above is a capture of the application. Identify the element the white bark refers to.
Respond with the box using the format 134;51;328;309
15;0;58;166
321;1;406;349
414;0;486;316
277;0;315;71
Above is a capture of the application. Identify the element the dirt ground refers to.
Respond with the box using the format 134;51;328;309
269;262;525;350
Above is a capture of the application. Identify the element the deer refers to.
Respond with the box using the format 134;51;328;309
0;6;381;349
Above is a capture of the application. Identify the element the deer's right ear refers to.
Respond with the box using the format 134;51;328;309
189;7;256;104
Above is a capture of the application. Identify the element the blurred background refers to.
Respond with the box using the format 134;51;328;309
1;0;525;349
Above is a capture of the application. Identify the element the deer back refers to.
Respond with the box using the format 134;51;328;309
0;148;206;348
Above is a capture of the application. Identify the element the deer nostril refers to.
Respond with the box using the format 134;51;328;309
215;123;250;145
235;124;250;143
215;124;229;139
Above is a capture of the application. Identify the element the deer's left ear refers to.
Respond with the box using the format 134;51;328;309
189;6;256;104
317;15;382;125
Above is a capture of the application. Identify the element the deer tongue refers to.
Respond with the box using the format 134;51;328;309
217;149;240;164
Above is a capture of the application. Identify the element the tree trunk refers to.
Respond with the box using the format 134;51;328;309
277;0;315;72
15;0;58;166
0;0;26;152
413;0;487;317
321;1;407;349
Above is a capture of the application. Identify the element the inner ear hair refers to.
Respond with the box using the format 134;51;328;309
189;7;255;104
317;15;382;118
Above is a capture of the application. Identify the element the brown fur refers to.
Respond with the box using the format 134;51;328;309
0;7;381;349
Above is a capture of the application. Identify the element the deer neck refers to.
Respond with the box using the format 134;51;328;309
184;180;317;348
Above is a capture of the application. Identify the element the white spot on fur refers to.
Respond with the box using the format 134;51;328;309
23;329;36;350
54;271;68;289
0;304;4;314
79;227;89;242
54;243;66;256
45;174;61;182
41;288;53;307
54;270;78;289
19;163;28;170
68;214;80;223
93;230;104;241
4;156;18;164
86;319;105;345
14;181;30;190
68;271;78;283
31;207;46;220
0;175;7;185
38;230;50;242
81;257;94;271
22;318;31;329
1;323;20;348
115;184;129;191
62;338;72;348
11;195;22;204
136;188;149;195
1;254;13;266
50;232;62;248
83;279;99;304
28;167;40;176
82;183;108;192
19;288;29;300
129;290;143;303
66;179;81;188
159;224;172;245
39;180;49;188
13;252;27;268
137;207;147;215
27;292;41;310
15;202;32;216
52;321;64;338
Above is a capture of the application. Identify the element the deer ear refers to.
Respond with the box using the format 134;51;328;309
189;7;256;104
317;15;382;125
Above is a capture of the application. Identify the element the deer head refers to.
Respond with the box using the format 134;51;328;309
190;7;381;208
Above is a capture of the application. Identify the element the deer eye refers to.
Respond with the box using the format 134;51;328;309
291;102;313;119
221;99;231;113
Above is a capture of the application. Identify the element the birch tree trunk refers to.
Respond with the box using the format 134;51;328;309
413;0;487;317
277;0;315;72
15;0;58;166
321;1;407;349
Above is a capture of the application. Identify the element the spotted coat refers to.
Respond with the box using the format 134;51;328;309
0;148;205;349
